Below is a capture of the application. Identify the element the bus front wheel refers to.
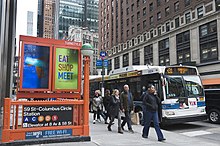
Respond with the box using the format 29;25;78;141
208;109;220;124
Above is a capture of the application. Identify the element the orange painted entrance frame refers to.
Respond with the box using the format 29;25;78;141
2;35;90;143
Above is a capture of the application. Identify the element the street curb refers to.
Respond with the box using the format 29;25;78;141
0;136;91;146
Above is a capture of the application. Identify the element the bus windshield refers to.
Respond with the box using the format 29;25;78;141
183;76;204;97
165;76;204;99
165;76;185;98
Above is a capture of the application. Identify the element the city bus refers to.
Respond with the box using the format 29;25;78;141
89;65;207;125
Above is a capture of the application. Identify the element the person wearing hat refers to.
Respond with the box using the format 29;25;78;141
142;84;166;142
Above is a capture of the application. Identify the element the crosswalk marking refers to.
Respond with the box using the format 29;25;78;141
180;130;212;137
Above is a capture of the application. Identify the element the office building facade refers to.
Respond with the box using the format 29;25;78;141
99;0;220;88
68;26;99;75
37;0;58;39
58;0;99;39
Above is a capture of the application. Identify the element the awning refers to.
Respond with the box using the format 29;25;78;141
202;78;220;85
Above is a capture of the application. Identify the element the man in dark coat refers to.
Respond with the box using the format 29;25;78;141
142;84;166;142
120;84;134;133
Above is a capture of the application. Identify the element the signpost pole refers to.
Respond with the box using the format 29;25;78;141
100;51;106;97
101;58;104;97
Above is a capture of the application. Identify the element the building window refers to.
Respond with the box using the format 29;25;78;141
127;30;129;37
132;27;135;34
158;26;161;36
165;7;170;17
215;0;220;11
127;18;129;26
200;41;218;63
132;39;135;46
176;30;190;44
137;36;141;44
174;1;179;12
197;6;203;19
149;3;153;12
159;38;170;66
114;57;120;69
177;51;191;64
132;50;140;65
131;4;134;11
137;0;140;7
199;20;217;37
185;12;191;24
126;7;129;15
185;0;191;7
144;44;153;65
150;16;153;25
143;7;147;16
176;31;191;64
157;12;161;20
166;22;170;32
157;0;161;7
27;11;33;35
143;33;147;41
123;53;129;67
137;23;140;31
108;59;112;73
143;20;147;28
199;20;218;63
131;15;134;24
137;11;140;20
150;30;153;38
205;4;213;13
127;41;130;49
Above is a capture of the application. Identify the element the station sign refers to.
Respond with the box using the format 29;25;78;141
22;105;73;128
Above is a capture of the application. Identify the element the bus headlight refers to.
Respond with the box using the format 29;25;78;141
165;111;175;116
198;97;205;101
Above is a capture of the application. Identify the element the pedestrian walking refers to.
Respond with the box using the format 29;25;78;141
120;84;134;133
107;89;123;134
142;84;166;142
103;89;111;124
92;90;104;124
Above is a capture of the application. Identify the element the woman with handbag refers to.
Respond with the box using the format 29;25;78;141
107;89;123;134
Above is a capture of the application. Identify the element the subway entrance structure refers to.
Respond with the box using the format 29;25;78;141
1;36;93;144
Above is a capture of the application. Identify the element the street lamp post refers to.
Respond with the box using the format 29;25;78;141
81;43;94;136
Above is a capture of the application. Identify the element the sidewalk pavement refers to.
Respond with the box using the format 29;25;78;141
30;113;219;146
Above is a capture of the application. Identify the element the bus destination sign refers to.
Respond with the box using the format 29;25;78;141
164;67;197;75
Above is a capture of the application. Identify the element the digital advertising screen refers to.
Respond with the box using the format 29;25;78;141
54;48;79;90
22;44;50;89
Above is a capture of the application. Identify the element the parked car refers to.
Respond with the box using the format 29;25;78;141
205;89;220;124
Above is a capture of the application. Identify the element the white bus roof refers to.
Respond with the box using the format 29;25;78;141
109;65;198;76
109;65;151;75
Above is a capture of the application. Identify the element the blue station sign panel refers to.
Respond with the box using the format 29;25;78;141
96;60;108;69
